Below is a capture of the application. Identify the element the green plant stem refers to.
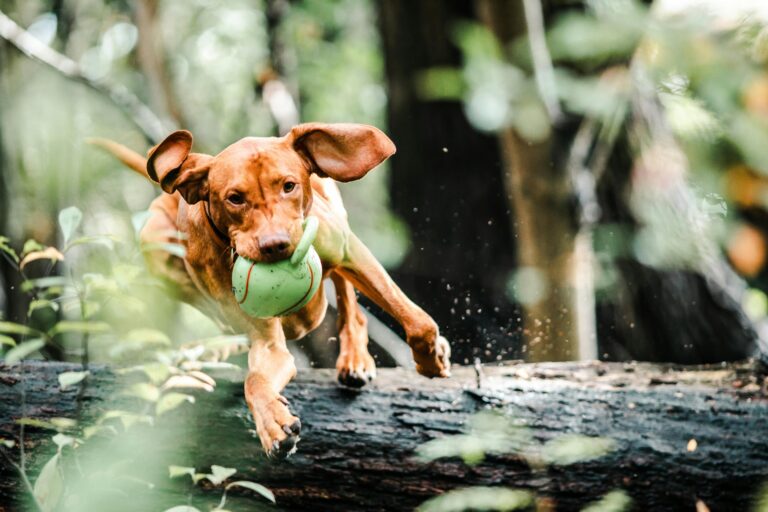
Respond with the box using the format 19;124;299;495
0;446;44;512
1;361;46;512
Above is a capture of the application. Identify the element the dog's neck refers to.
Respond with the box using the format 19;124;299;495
203;201;230;247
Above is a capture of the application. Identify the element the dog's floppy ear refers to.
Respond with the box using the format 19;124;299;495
147;130;212;204
288;123;396;182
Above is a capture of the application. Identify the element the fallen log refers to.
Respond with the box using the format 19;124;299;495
0;360;767;511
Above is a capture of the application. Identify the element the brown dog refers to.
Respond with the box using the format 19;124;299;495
95;123;451;458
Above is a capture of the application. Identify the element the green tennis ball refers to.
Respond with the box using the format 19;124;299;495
232;216;322;318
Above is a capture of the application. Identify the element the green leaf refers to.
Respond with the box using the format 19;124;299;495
0;335;16;347
417;487;533;512
0;321;43;337
226;480;275;503
49;321;110;336
124;329;172;346
416;67;465;101
206;465;236;485
52;433;75;449
0;437;15;448
28;300;60;316
49;417;78;430
116;362;172;385
123;382;160;402
100;410;153;430
416;411;531;465
156;393;195;416
20;247;64;270
22;276;70;293
581;490;632;512
141;241;187;259
58;206;83;244
547;11;643;66
198;334;249;349
122;415;154;429
83;423;118;439
541;434;615;466
168;465;196;479
17;417;76;431
0;236;19;264
22;239;45;256
729;113;768;175
33;453;63;512
66;234;118;251
142;362;172;384
132;210;153;235
58;370;89;390
16;418;57;430
453;21;504;61
4;339;45;364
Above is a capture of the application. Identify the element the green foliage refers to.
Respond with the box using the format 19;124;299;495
4;338;45;364
540;434;615;466
57;370;89;390
417;487;533;512
58;206;83;245
546;3;646;66
417;410;620;511
581;490;632;512
0;236;19;263
755;482;768;512
33;452;64;512
0;205;271;510
156;392;195;415
417;411;531;465
207;465;237;485
168;464;275;509
225;481;275;504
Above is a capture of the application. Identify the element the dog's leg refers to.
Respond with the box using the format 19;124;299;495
244;319;301;458
337;234;450;378
330;272;376;387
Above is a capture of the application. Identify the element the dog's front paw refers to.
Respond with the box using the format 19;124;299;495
251;395;301;459
413;335;451;378
336;350;377;388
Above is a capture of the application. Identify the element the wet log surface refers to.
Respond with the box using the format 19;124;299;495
1;360;767;511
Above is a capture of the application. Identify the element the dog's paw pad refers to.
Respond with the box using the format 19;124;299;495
268;427;300;459
282;418;301;436
337;367;375;388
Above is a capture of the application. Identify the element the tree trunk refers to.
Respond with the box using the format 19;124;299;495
477;0;591;362
133;0;186;129
1;361;766;511
377;0;521;365
474;0;759;364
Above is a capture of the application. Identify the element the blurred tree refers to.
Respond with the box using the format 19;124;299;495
380;0;761;363
478;0;759;363
378;0;522;364
134;0;186;128
476;0;594;361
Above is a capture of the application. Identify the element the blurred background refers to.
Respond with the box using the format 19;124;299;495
2;0;768;369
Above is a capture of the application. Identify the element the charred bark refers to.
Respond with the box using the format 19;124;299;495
1;361;766;511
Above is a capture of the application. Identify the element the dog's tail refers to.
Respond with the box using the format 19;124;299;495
86;138;155;183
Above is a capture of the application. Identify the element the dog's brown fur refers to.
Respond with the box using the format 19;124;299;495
94;123;450;457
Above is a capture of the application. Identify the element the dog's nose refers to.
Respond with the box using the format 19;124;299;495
258;234;291;260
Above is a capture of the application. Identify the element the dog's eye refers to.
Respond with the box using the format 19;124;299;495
226;193;245;205
283;182;297;193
